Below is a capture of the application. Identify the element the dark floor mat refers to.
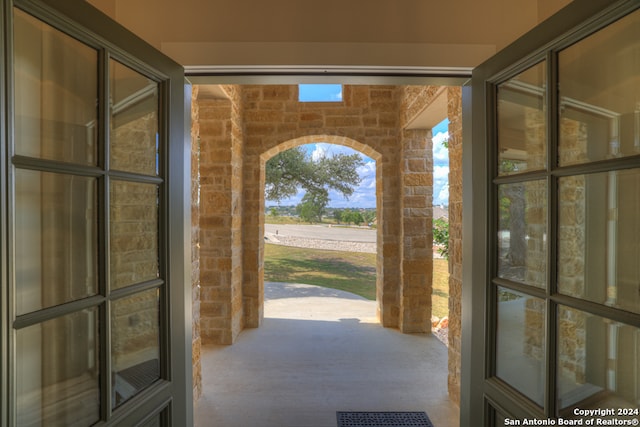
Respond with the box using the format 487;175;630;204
336;411;434;427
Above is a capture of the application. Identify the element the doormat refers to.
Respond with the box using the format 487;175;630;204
336;411;434;427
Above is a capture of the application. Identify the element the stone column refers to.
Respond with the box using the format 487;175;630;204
191;86;202;400
198;91;244;345
379;152;402;328
447;86;463;405
399;128;433;333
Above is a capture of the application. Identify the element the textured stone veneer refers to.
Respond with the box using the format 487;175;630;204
192;84;464;405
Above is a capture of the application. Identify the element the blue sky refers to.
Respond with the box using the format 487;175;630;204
269;118;450;209
298;84;343;102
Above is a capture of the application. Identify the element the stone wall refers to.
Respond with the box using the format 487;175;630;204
191;86;202;401
399;85;464;402
400;128;433;333
447;86;463;405
198;86;244;345
240;85;406;329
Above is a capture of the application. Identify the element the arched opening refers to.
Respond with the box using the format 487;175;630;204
258;135;384;324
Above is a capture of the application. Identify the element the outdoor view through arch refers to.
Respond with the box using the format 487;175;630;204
263;117;450;324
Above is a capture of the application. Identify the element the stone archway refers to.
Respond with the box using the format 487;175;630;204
257;135;384;323
238;85;411;336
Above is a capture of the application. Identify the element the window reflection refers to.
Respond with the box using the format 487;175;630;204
15;169;98;315
110;59;159;176
496;287;546;406
110;180;159;290
557;306;640;417
13;8;98;165
497;180;547;288
111;289;161;408
558;169;640;314
497;61;547;175
559;9;640;165
17;309;100;426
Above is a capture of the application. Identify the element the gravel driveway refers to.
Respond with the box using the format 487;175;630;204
264;223;376;253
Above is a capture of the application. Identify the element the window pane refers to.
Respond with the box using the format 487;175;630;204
110;59;159;176
558;9;640;166
497;180;547;288
495;287;546;406
298;84;343;102
17;309;100;426
557;306;640;418
112;289;161;408
558;169;640;314
110;180;159;290
497;61;547;176
13;8;98;165
15;169;98;315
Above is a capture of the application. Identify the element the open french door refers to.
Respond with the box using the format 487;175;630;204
1;0;191;425
463;0;640;425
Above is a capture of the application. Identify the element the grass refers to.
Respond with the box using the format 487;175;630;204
264;243;377;299
432;258;450;319
264;216;305;225
264;243;450;319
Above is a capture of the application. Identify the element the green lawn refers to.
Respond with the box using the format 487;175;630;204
432;257;450;319
264;243;450;318
264;243;377;299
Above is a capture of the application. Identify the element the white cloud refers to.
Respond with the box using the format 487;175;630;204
433;131;449;163
310;144;326;161
310;143;363;159
435;185;449;205
434;165;450;179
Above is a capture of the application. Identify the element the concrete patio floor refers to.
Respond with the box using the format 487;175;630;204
195;282;459;427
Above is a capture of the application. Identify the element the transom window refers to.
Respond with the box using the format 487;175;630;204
298;84;343;102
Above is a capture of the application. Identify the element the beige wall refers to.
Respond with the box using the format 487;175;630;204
88;0;571;69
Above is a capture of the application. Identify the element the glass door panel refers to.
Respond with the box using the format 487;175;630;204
497;180;548;289
111;288;161;408
109;59;159;176
6;1;184;424
558;10;640;165
497;61;547;175
558;169;640;314
557;306;640;417
15;169;98;315
13;8;98;165
109;180;160;290
16;308;100;427
495;288;546;406
472;2;640;424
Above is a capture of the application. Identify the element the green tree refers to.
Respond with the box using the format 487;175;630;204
297;190;329;223
433;217;449;259
332;208;343;224
362;210;376;225
351;211;364;226
341;209;364;225
265;146;364;204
